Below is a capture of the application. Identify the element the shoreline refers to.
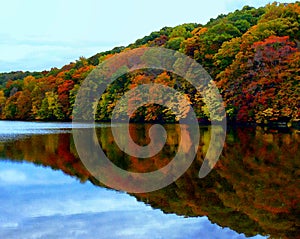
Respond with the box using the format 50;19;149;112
0;118;299;130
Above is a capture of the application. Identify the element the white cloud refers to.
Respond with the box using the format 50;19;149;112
0;161;268;239
0;169;27;183
0;0;295;72
0;161;75;186
0;39;116;72
0;211;268;239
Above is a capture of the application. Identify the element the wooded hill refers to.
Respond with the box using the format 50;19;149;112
0;2;299;124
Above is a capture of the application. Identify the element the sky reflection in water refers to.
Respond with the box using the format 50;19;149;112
0;161;266;239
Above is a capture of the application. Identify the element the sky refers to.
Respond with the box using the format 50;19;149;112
0;0;297;72
0;161;268;239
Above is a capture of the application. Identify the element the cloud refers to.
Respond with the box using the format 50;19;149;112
0;39;117;72
0;0;296;73
0;161;268;239
0;211;267;239
0;169;27;183
0;161;74;186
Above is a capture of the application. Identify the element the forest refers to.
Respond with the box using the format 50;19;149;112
0;2;299;124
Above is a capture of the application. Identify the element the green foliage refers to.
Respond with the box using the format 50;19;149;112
38;92;64;120
87;46;125;66
0;71;43;88
214;37;242;71
234;19;251;33
165;37;185;50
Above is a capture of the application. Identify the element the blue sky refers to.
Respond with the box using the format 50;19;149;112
0;161;268;239
0;0;296;72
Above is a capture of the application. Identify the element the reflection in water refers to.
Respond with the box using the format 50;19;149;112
0;124;299;238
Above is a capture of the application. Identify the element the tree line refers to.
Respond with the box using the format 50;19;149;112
0;2;299;124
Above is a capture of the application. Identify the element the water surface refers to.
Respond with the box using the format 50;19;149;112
0;121;299;239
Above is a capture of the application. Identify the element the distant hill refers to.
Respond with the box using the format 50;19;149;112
0;2;299;125
0;71;44;87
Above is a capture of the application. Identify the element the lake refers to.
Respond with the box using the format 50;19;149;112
0;121;299;239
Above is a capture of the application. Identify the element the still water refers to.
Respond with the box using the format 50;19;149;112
0;121;299;239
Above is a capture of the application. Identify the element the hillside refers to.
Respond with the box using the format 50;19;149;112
0;2;299;124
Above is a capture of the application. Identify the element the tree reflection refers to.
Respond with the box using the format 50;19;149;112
0;125;299;238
